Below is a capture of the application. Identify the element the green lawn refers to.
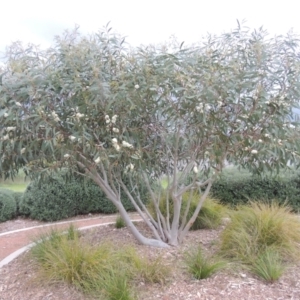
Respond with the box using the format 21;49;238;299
0;183;28;192
0;171;29;192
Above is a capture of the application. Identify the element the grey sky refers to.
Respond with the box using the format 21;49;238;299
1;0;300;57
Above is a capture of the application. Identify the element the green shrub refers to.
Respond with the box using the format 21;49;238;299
184;246;226;279
0;188;15;197
20;173;147;221
219;202;300;263
77;180;116;214
19;178;78;221
0;189;17;222
211;169;300;211
12;192;23;215
148;191;226;230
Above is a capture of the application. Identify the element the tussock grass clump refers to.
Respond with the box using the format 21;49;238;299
31;225;112;288
115;215;126;229
131;254;171;284
250;247;286;283
195;196;227;230
184;246;226;279
104;245;171;285
148;191;227;230
87;268;136;300
220;202;300;263
30;225;171;299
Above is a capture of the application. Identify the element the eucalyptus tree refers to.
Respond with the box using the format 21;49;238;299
1;25;300;247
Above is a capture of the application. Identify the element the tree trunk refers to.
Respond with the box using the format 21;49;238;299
169;196;181;246
115;202;169;248
86;168;170;248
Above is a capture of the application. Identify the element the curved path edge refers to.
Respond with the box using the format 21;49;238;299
0;214;142;269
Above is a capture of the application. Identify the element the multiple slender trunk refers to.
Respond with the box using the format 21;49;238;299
98;172;212;247
77;158;215;248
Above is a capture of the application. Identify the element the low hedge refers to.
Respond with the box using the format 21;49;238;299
20;178;78;221
210;170;300;211
0;189;17;222
12;192;23;216
20;173;148;221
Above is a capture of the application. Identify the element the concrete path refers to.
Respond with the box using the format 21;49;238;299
0;213;142;268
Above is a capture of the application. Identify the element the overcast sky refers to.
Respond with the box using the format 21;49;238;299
1;0;300;57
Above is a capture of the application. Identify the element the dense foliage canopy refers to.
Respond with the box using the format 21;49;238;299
1;24;300;246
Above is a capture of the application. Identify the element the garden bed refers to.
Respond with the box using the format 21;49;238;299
0;222;300;300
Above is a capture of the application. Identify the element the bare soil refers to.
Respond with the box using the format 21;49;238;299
1;218;300;300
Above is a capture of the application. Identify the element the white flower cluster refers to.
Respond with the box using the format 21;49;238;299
196;103;211;113
244;147;258;154
217;101;223;108
64;154;70;158
122;141;134;149
69;107;86;121
112;138;121;151
5;127;16;132
240;115;249;119
36;107;45;116
111;138;134;151
69;135;76;142
94;157;101;164
51;111;60;122
126;163;135;172
131;150;142;159
283;123;296;129
105;114;118;124
21;148;26;154
3;113;8;118
15;102;22;107
279;101;289;107
193;165;199;174
105;114;120;133
75;112;85;119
